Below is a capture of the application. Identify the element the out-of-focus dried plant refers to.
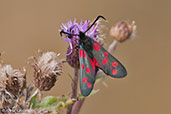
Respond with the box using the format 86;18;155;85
108;21;136;53
110;21;136;42
0;64;26;109
0;65;26;97
29;51;62;91
0;51;78;114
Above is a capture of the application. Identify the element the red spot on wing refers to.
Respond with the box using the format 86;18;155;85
86;68;91;73
102;58;108;65
96;62;101;68
112;61;118;67
81;64;85;69
83;51;86;58
79;49;82;57
89;58;95;73
82;77;87;83
93;57;101;68
87;82;92;88
112;69;117;75
94;41;100;47
93;44;99;51
104;52;108;57
93;41;101;51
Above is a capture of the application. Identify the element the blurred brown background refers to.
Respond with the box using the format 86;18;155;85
0;0;171;114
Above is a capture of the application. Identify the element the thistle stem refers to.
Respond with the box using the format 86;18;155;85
71;98;85;114
26;88;39;103
72;68;79;98
67;68;79;114
108;40;118;53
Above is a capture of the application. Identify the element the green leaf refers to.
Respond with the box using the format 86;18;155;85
78;95;85;99
29;94;37;108
57;101;65;108
36;96;57;108
43;104;58;110
57;97;67;102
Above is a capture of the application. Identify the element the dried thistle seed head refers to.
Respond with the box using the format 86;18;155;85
30;51;62;91
0;65;25;97
110;21;136;42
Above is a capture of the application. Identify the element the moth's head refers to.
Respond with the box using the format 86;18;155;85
78;31;85;38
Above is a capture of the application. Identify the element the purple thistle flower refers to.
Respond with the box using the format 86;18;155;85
60;19;102;68
60;19;100;55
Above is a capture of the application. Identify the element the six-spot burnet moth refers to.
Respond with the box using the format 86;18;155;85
60;16;127;96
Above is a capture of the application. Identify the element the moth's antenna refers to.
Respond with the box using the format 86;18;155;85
60;30;79;40
60;30;73;36
84;15;106;34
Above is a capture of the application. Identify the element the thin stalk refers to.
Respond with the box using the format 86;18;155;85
26;88;39;103
71;98;85;114
67;68;79;114
108;40;118;53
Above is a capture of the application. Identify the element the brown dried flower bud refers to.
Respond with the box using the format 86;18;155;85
30;51;62;91
110;21;136;42
0;65;25;97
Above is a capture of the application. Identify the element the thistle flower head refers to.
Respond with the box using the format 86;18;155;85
0;65;25;98
110;21;136;42
60;19;103;68
30;51;62;91
60;19;100;42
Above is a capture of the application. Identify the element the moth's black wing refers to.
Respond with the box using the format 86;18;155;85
79;46;98;96
88;36;127;78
